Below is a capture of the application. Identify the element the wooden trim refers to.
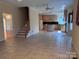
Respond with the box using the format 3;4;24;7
76;0;79;25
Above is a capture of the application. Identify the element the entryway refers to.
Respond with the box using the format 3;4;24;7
3;13;13;40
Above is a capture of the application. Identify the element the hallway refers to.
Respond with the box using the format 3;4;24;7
0;31;76;59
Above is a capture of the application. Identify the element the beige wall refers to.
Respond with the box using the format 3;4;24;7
0;1;25;41
72;0;79;58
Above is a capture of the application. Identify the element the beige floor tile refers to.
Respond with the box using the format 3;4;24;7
0;31;76;59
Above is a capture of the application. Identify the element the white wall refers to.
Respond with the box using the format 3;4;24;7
29;7;39;36
39;20;43;30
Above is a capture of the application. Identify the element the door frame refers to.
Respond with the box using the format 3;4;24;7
2;13;13;40
68;12;73;33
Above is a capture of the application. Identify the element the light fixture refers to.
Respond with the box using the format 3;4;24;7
61;5;66;10
17;0;23;2
6;15;11;19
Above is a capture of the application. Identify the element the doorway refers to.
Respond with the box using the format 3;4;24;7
68;12;73;35
3;13;13;40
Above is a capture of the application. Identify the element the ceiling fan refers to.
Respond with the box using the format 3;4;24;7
44;4;54;10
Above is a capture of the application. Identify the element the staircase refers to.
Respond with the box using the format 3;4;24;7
16;25;29;38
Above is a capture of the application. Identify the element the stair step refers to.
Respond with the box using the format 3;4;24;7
16;26;29;38
16;33;26;35
18;32;26;34
16;37;26;38
16;32;28;38
19;31;26;33
16;35;26;38
17;33;26;35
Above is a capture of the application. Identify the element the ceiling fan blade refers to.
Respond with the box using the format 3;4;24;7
46;7;54;10
42;3;54;10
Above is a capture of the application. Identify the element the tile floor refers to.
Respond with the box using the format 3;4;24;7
0;31;76;59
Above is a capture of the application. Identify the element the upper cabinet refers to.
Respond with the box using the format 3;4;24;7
39;14;57;22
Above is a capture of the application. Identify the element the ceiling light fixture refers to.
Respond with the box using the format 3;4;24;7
61;5;66;10
17;0;23;2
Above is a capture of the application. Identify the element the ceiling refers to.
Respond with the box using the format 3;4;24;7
2;0;74;7
1;0;74;14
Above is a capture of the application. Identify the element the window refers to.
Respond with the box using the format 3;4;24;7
58;16;65;25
